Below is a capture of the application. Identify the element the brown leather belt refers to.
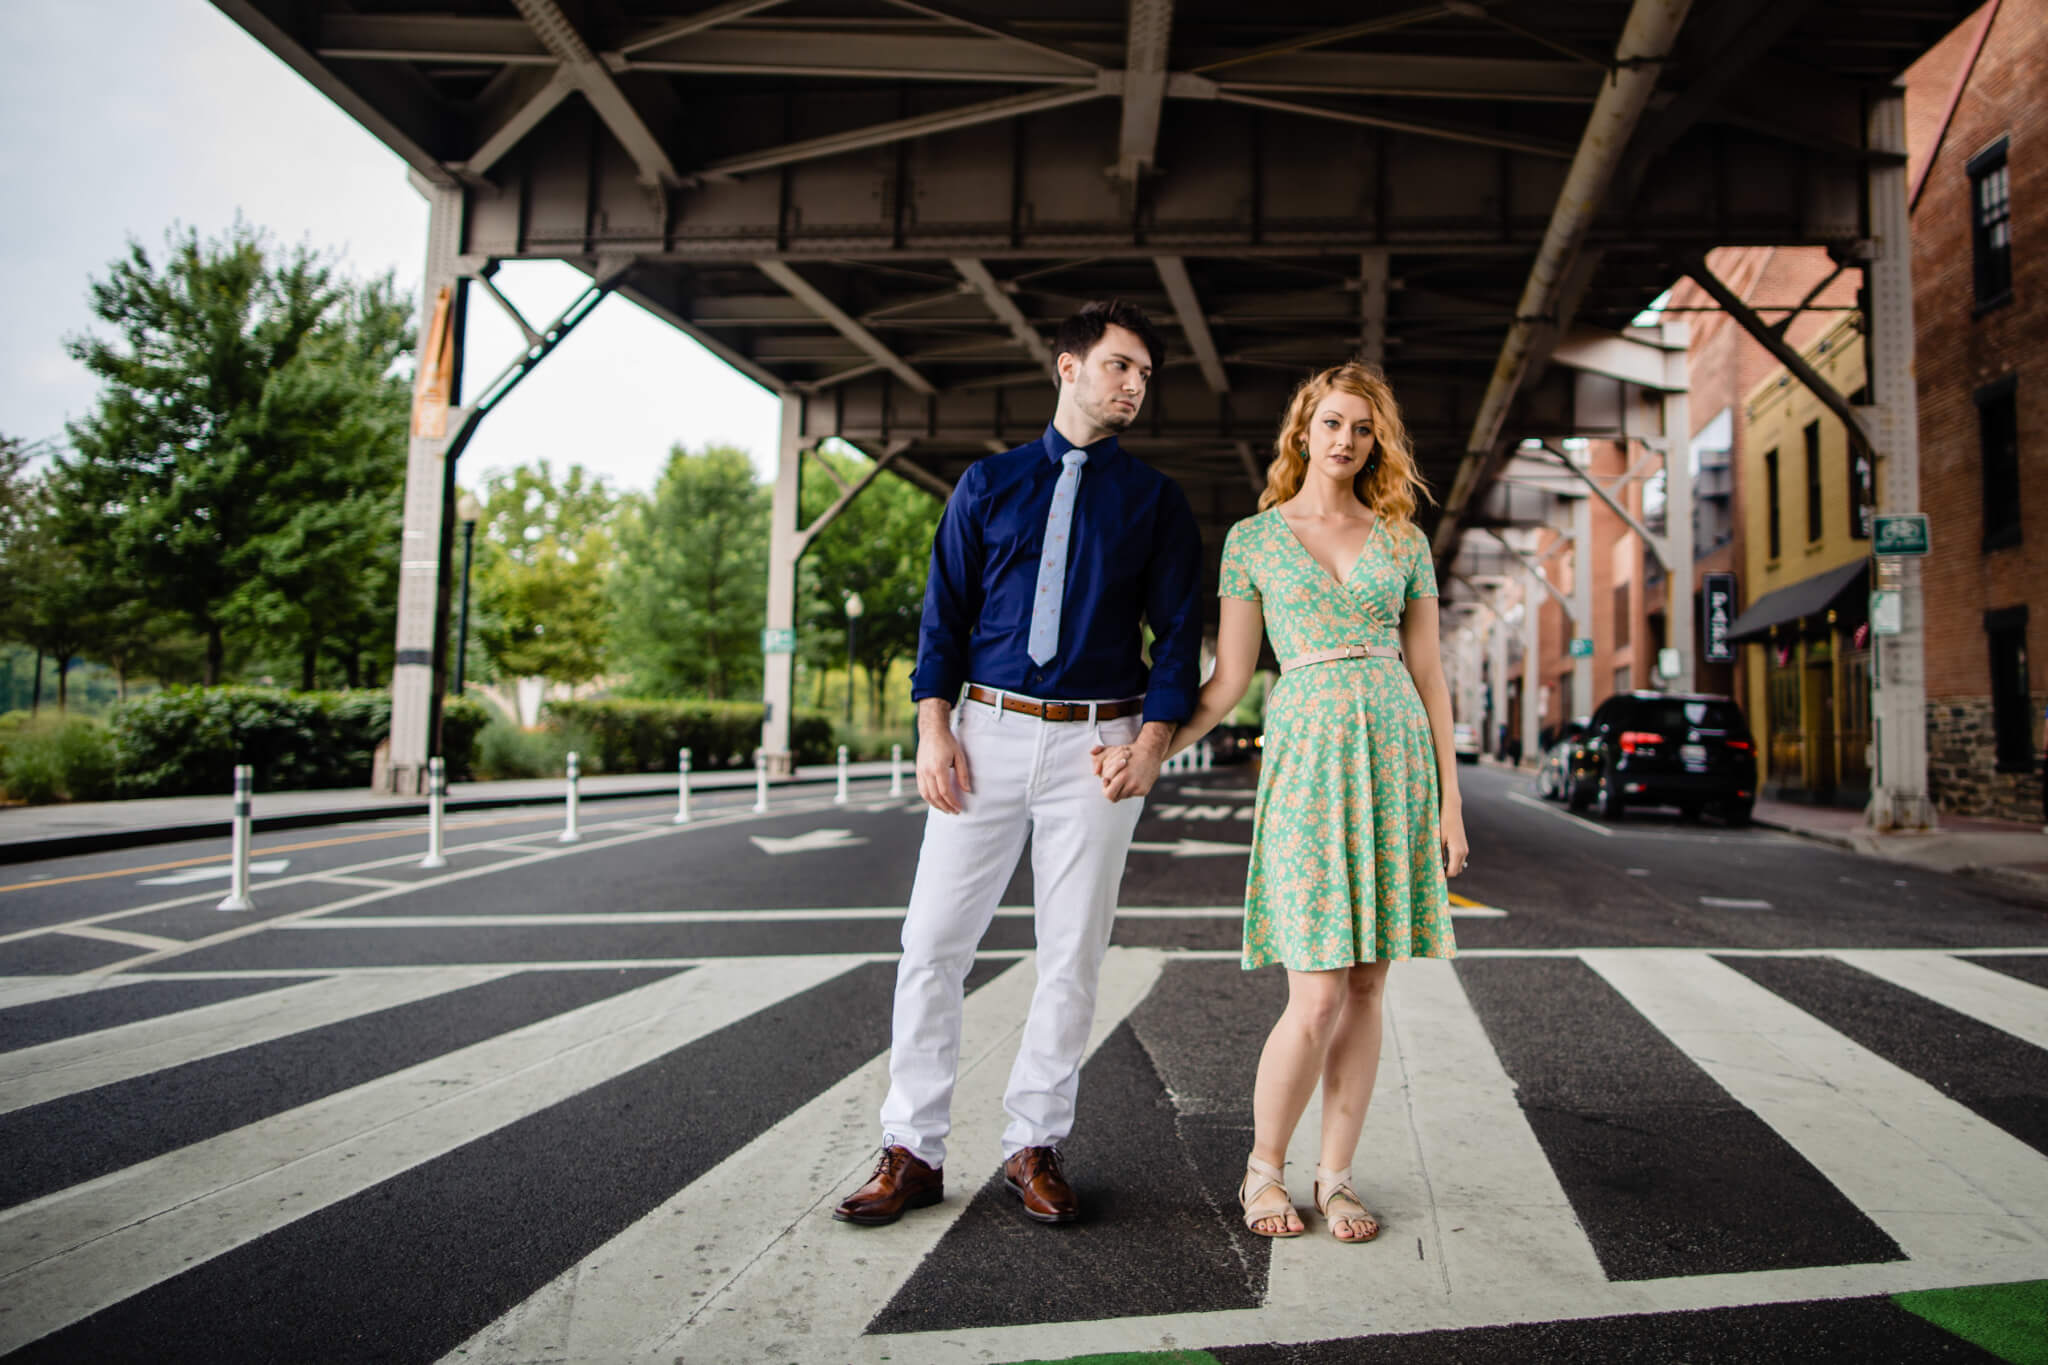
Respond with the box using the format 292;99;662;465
963;685;1144;723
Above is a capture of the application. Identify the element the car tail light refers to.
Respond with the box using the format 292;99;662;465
1618;731;1664;753
1726;738;1753;752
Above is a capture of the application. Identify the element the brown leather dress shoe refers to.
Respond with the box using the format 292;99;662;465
834;1145;943;1226
1003;1146;1080;1224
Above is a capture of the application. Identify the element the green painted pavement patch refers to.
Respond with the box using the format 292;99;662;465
1893;1279;2048;1364
999;1353;1220;1365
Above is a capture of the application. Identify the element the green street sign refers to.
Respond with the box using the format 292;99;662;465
1569;637;1594;658
761;627;796;654
1873;513;1930;557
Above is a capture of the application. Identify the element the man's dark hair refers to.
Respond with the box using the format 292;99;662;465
1053;299;1167;376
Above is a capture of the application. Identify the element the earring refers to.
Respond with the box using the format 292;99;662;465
1298;446;1309;460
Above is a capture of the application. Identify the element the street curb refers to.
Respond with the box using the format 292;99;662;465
1757;816;2048;909
1752;816;1876;855
0;772;857;868
1955;862;2048;906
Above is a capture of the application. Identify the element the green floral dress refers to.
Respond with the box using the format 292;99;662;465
1218;509;1456;971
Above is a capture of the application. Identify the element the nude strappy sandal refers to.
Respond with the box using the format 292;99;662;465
1238;1156;1304;1238
1314;1166;1381;1243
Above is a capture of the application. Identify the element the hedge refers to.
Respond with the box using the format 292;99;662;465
543;698;836;773
108;688;491;798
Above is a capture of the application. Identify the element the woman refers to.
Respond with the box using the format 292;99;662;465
1098;360;1468;1242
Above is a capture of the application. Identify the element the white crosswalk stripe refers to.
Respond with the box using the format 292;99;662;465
0;946;2044;1362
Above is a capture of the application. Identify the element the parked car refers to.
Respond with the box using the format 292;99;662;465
1534;716;1589;800
1452;722;1481;764
1566;692;1756;825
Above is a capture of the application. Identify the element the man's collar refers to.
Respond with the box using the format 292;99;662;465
1042;421;1123;466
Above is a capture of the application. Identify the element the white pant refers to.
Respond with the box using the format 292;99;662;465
879;696;1146;1169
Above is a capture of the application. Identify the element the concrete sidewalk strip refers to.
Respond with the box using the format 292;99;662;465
1583;950;2048;1264
635;948;1166;1365
0;958;854;1356
1387;959;1608;1296
447;955;1044;1363
0;969;509;1114
1834;950;2048;1053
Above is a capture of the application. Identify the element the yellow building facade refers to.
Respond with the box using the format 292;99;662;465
1731;316;1876;807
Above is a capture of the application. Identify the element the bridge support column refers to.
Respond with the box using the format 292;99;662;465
759;397;805;774
386;182;466;795
1571;490;1594;717
1522;570;1542;765
1866;89;1932;831
1658;321;1696;693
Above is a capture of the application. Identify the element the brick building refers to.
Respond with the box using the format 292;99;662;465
1906;0;2047;822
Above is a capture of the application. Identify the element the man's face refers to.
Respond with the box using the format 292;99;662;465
1058;324;1153;432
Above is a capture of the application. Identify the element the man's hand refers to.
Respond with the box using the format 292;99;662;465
915;700;972;815
1096;722;1173;802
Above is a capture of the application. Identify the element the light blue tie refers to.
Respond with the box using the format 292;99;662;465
1027;449;1088;666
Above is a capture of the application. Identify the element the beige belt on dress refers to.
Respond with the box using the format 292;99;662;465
1277;643;1403;674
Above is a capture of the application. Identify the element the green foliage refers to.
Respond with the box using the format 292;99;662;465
0;715;118;804
106;688;490;798
833;724;918;762
52;221;411;686
607;445;767;700
544;698;836;773
473;718;583;781
796;444;940;728
471;460;615;687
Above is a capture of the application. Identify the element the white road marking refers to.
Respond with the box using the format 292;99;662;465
1127;838;1250;857
447;956;1044;1362
0;971;507;1115
1505;790;1615;837
1834;950;2048;1052
750;828;869;854
311;874;409;891
0;959;854;1355
0;976;146;1010
54;925;185;952
1585;950;2048;1264
1700;896;1773;909
137;860;290;886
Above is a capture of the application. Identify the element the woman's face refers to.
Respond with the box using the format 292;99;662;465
1305;387;1377;487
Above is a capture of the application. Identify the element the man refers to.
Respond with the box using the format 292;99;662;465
834;300;1203;1227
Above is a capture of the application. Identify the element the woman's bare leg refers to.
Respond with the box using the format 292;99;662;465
1245;968;1347;1235
1316;960;1390;1239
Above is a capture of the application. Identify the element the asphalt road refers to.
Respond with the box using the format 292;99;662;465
0;761;2043;1363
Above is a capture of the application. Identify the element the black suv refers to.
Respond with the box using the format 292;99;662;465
1567;692;1756;825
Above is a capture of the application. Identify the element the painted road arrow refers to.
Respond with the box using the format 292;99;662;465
139;859;290;886
1126;839;1248;858
749;829;870;855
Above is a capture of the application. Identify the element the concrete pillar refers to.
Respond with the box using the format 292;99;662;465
385;183;466;794
1489;608;1510;757
759;396;804;773
1571;491;1594;717
1865;89;1932;830
1660;320;1696;692
1522;571;1542;764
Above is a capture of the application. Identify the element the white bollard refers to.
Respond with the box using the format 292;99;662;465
216;764;255;912
890;743;904;797
835;744;850;804
420;755;448;868
752;749;770;813
559;750;582;843
673;747;693;824
1199;740;1213;771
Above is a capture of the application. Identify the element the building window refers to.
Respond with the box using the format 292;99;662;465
1977;376;2021;550
1614;664;1631;696
1986;606;2032;772
1765;448;1782;558
1969;139;2012;309
1613;582;1631;648
1804;421;1823;543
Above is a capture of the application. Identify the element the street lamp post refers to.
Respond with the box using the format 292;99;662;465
843;591;864;728
454;491;482;696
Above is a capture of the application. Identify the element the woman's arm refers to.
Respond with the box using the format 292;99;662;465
1167;595;1264;760
1400;594;1470;877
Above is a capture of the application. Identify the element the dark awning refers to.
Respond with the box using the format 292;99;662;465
1725;559;1868;643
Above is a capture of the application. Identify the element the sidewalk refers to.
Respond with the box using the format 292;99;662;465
1754;797;2048;903
0;760;901;865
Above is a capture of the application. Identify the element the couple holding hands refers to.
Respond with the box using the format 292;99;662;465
835;299;1469;1244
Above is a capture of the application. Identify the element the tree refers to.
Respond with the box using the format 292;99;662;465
796;445;940;727
1;479;103;710
53;222;410;685
607;445;767;700
471;460;615;690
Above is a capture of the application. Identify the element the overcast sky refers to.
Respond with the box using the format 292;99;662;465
0;1;782;492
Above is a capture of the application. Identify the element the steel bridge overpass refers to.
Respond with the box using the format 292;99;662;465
211;0;1967;825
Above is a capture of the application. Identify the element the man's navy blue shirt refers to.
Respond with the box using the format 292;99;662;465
911;423;1204;726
